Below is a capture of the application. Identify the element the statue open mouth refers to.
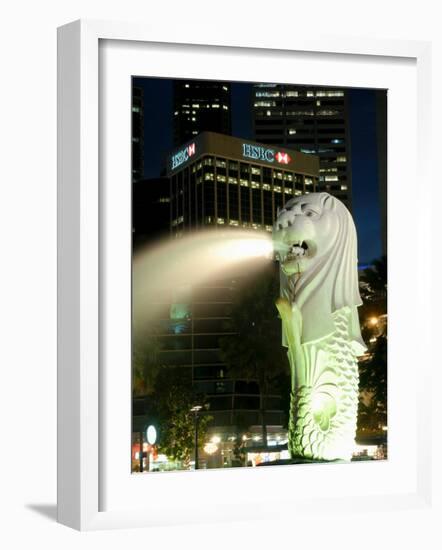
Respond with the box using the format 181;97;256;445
286;240;309;260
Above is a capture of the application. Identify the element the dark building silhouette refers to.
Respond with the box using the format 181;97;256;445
132;177;170;250
252;84;352;211
132;86;145;183
173;80;231;146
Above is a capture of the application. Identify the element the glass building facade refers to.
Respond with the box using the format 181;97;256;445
252;84;352;210
173;80;231;146
168;131;320;235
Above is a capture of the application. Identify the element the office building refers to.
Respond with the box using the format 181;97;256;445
252;84;352;210
173;80;231;146
168;131;319;234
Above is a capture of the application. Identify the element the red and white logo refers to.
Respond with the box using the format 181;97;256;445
275;151;291;164
187;143;196;157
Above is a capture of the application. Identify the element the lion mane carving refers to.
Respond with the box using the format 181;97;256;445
272;192;366;461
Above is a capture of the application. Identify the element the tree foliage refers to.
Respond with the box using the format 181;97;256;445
359;255;387;303
357;334;387;433
153;366;211;465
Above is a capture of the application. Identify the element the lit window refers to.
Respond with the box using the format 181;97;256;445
337;155;346;162
254;101;276;108
287;110;314;116
229;219;239;226
284;188;292;194
316;100;321;106
305;178;313;185
340;185;348;190
317;109;340;116
262;184;271;191
251;167;261;175
174;111;178;115
274;186;282;193
266;110;272;116
132;106;140;113
288;129;297;135
222;85;228;91
251;182;260;189
184;84;189;88
222;105;229;110
240;180;249;187
204;173;214;181
325;175;339;182
306;91;314;97
285;91;299;97
192;131;198;135
192;104;200;108
228;177;237;185
255;91;280;98
265;225;273;232
217;218;225;224
212;104;220;108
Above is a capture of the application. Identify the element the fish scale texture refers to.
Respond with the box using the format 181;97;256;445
288;307;359;461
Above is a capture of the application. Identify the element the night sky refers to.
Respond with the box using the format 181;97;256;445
133;77;384;265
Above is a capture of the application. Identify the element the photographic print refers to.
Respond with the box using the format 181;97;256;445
131;78;387;473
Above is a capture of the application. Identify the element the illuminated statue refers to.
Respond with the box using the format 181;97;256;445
273;193;366;461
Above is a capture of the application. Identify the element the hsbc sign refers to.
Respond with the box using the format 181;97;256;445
171;142;196;170
242;143;292;165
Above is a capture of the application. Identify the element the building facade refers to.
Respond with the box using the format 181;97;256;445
168;131;319;234
252;84;352;210
173;80;231;146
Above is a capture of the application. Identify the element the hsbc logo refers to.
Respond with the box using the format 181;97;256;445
275;151;291;164
242;143;292;165
171;142;196;170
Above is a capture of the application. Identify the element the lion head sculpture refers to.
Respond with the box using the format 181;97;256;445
272;192;366;355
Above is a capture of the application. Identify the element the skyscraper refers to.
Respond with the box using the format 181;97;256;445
168;131;319;234
173;80;231;146
252;84;352;210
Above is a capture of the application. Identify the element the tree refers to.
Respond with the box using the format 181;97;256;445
357;334;387;435
359;255;387;305
153;366;212;467
219;264;289;446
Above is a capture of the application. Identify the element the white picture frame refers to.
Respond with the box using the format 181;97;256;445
57;19;434;531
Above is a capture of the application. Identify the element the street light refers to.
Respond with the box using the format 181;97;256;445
191;405;203;470
139;424;157;473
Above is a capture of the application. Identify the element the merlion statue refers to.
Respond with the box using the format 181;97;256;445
272;193;366;461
